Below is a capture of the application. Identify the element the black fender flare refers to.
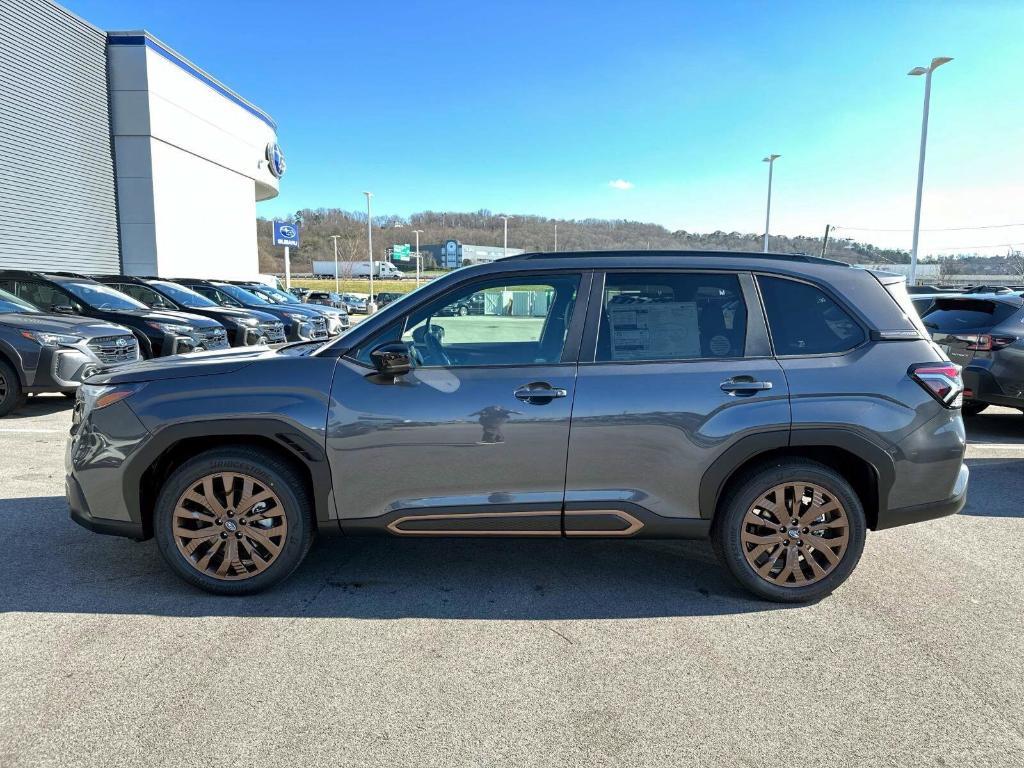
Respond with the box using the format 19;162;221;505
698;428;895;519
123;417;333;532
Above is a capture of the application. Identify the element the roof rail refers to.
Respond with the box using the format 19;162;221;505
49;271;97;281
0;268;49;279
507;249;850;267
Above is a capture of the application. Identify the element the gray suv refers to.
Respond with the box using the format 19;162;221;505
66;252;968;602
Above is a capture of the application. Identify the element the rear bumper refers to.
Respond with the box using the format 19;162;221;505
876;462;969;530
963;367;1024;409
67;474;145;540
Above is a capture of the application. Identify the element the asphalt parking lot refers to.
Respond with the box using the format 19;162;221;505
0;398;1022;767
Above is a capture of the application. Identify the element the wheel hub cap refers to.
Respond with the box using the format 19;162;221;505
172;472;287;581
740;482;850;588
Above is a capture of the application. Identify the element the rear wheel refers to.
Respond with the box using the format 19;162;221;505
712;460;866;603
0;359;26;417
154;447;314;595
960;402;988;417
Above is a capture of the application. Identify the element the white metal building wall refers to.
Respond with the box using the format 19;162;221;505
0;0;120;273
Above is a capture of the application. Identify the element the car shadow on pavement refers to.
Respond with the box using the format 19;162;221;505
964;411;1024;446
4;395;73;419
0;496;794;619
960;458;1024;517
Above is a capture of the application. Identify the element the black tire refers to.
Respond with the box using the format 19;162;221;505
0;358;26;417
711;459;867;603
154;447;314;595
62;391;76;400
960;402;988;417
458;305;469;316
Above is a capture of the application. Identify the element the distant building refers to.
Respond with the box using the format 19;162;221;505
421;240;526;269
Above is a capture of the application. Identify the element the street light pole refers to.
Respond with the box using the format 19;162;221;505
499;216;512;258
329;235;340;294
363;191;374;305
554;222;558;252
412;229;423;286
762;154;780;253
907;56;953;286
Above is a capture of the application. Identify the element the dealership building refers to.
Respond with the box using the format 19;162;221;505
0;0;281;280
421;240;526;269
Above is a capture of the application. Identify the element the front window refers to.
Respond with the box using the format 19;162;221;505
115;283;175;310
150;281;218;308
0;287;38;313
356;274;581;367
61;282;148;311
214;284;271;306
256;286;301;304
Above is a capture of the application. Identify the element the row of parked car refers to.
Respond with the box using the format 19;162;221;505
0;270;352;416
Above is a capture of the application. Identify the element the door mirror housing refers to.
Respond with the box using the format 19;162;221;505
51;304;75;314
370;342;413;376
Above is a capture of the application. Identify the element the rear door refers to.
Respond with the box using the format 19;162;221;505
564;270;790;531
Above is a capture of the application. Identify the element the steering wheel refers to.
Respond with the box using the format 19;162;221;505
412;324;450;366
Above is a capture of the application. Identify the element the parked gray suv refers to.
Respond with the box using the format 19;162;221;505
66;252;968;602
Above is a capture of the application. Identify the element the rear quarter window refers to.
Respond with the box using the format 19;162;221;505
758;276;865;356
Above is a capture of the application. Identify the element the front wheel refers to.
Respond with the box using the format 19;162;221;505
712;460;866;603
154;447;314;594
0;359;26;417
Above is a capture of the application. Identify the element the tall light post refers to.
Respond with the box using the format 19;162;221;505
363;191;374;304
907;56;953;286
411;229;423;286
762;154;780;253
499;215;513;258
329;235;340;294
554;222;558;252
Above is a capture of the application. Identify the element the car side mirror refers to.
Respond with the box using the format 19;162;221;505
370;342;413;376
52;304;74;314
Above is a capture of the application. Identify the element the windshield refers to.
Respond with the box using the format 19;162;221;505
0;287;39;313
255;285;301;304
150;280;218;308
63;281;148;311
216;283;270;305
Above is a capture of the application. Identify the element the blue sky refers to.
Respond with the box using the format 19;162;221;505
65;0;1024;254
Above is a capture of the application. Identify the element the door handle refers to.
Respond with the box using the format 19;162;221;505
720;378;773;393
514;383;568;403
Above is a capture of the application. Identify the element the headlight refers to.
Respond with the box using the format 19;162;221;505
146;321;193;335
284;312;308;322
79;382;146;412
236;317;259;327
20;330;83;347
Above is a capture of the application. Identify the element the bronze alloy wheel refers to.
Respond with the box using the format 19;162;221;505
740;482;850;588
172;472;288;581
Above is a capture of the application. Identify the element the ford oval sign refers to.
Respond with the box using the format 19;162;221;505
265;142;286;179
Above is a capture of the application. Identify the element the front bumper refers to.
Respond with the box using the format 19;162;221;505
67;473;144;539
876;462;969;530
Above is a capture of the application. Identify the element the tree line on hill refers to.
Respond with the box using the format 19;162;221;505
256;208;916;274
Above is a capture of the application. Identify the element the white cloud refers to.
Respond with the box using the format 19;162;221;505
608;179;634;190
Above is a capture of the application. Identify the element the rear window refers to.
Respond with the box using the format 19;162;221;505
921;299;1020;332
759;276;865;355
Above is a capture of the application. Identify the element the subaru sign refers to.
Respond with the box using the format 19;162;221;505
265;142;287;178
273;221;300;247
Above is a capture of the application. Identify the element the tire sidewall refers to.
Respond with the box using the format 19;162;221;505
714;461;867;603
0;359;25;417
154;450;312;595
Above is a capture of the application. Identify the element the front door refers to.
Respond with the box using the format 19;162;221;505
564;270;791;533
327;271;588;535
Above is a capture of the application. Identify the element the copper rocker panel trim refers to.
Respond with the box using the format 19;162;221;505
386;510;562;536
563;509;645;537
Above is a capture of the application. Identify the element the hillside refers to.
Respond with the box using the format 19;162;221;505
256;208;910;274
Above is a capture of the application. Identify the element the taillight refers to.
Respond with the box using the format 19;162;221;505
909;362;963;408
957;334;1016;351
